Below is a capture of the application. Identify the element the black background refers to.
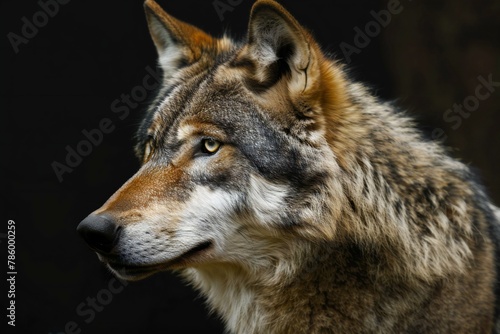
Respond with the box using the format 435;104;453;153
2;0;499;333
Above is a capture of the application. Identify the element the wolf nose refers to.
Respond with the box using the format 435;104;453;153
77;214;121;254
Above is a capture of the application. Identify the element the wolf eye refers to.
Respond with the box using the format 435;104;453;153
201;138;221;154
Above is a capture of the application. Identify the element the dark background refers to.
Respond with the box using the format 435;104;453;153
2;0;499;333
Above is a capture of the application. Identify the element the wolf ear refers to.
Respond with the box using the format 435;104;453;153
144;0;215;78
244;0;321;112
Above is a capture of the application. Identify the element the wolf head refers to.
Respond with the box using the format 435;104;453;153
77;0;352;281
76;0;481;303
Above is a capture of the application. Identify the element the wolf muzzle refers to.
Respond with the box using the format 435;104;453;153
77;214;122;254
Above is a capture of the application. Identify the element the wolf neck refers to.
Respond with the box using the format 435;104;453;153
182;242;413;334
182;264;272;334
180;243;345;334
318;60;481;283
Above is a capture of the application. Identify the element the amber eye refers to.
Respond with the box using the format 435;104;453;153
201;138;221;154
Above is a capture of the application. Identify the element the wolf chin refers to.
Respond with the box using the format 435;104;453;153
77;1;500;332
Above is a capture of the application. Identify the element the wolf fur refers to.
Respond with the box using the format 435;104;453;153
81;0;500;332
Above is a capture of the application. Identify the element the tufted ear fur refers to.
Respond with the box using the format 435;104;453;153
144;0;216;79
243;0;323;115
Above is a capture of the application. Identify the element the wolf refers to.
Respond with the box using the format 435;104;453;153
77;0;500;333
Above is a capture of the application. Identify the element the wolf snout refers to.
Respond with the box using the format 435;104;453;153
77;214;122;254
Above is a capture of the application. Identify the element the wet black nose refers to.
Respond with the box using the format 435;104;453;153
77;214;121;253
